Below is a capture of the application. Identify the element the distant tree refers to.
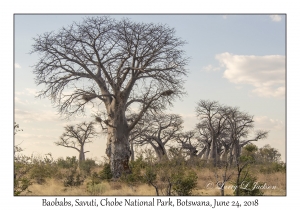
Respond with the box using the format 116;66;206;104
55;121;97;163
176;131;199;159
31;16;188;177
132;111;183;161
257;144;281;163
14;122;23;135
221;106;268;166
195;100;227;166
193;100;268;167
14;122;24;154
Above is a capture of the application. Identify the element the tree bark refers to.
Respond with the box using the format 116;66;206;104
79;146;85;163
130;140;135;162
208;136;217;166
105;104;131;178
154;145;168;161
221;147;229;162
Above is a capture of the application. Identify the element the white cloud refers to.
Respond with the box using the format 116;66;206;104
269;15;282;22
15;96;29;105
254;115;284;131
15;88;37;96
15;63;21;69
15;108;61;123
202;64;221;72
215;52;285;98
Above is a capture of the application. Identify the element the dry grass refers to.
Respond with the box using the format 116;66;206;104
255;172;286;195
192;167;286;196
22;166;286;196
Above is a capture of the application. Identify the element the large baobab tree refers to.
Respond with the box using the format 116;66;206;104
31;16;188;177
55;121;97;163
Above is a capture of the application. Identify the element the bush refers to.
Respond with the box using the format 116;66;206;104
63;169;84;187
143;158;198;196
233;172;264;196
85;171;107;195
259;162;286;174
79;159;97;175
172;170;198;196
121;156;145;185
99;163;113;180
29;154;57;184
14;154;32;195
14;177;32;196
57;156;78;169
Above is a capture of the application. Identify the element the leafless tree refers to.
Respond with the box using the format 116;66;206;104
194;101;268;167
55;121;97;163
14;122;24;154
176;131;199;159
220;106;268;166
195;122;211;159
195;100;227;166
132;111;184;161
31;16;188;177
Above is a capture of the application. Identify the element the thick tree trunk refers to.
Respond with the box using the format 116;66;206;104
232;141;240;166
204;144;210;160
221;147;229;162
105;105;131;178
130;140;135;162
153;145;168;161
209;137;217;166
79;146;85;163
197;146;206;159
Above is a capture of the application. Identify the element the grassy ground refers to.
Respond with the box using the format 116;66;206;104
23;167;286;196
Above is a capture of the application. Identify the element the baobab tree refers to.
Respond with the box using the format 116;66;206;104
194;100;268;166
176;131;199;159
55;121;97;163
195;100;227;166
221;106;268;166
31;16;188;177
131;111;184;161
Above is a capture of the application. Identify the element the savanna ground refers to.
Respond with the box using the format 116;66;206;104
14;150;286;196
26;168;286;196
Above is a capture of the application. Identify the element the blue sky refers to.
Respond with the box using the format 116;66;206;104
14;14;286;162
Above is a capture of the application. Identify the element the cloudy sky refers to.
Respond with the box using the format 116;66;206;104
14;14;286;162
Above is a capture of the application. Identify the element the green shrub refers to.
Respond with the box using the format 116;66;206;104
79;159;97;175
57;156;78;169
14;156;32;195
259;162;286;174
121;156;145;185
99;163;113;180
143;158;198;196
63;169;84;187
29;154;57;184
172;170;198;196
233;173;264;196
14;177;32;196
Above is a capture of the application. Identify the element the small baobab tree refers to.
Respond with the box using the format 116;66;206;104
176;131;199;159
221;106;268;166
55;121;97;163
132;111;184;161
